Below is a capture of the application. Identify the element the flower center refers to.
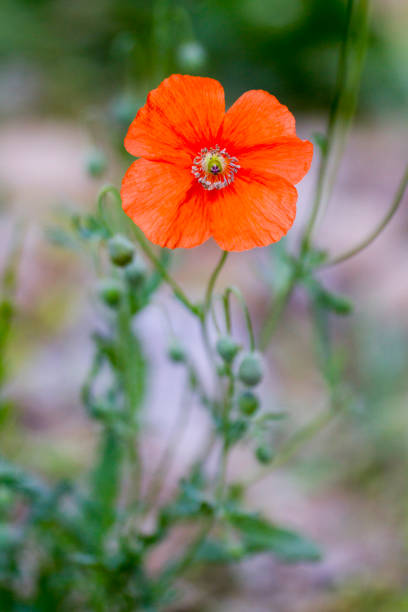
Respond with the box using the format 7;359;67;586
191;145;240;191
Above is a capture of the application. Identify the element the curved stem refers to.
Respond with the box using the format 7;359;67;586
203;251;229;316
201;250;229;362
259;275;296;352
302;0;370;254
223;286;255;351
97;185;200;317
243;404;338;488
323;165;408;267
145;381;193;510
301;0;354;253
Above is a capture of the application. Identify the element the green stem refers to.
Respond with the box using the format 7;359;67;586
244;405;338;488
203;251;229;316
159;518;213;583
201;250;229;362
301;0;370;254
323;165;408;267
97;185;200;317
145;382;193;510
132;225;201;316
216;365;234;502
259;275;296;351
223;286;255;351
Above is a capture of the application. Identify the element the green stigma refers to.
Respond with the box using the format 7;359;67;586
205;154;225;175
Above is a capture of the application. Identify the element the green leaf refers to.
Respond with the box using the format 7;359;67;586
306;279;353;316
195;538;243;563
316;288;353;315
227;512;321;563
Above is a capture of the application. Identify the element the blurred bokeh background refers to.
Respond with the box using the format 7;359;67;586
1;0;408;610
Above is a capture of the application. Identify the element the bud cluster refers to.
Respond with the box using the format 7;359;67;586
97;233;147;312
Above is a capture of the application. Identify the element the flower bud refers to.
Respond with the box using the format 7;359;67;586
237;390;259;416
124;259;146;287
108;234;134;267
216;335;240;364
98;279;123;308
167;340;186;363
255;445;273;464
85;148;107;178
238;352;263;387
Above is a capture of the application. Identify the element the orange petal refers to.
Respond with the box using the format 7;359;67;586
221;90;296;156
239;137;313;185
209;173;298;252
124;75;225;166
121;159;211;249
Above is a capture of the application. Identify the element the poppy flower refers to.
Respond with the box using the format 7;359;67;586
121;75;313;252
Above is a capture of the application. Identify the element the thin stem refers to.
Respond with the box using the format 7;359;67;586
216;365;235;502
323;165;408;267
302;0;370;253
244;404;338;488
301;0;353;252
160;518;213;583
132;226;201;316
145;382;193;509
200;250;229;365
190;430;217;473
223;286;255;351
204;251;229;316
97;185;200;317
259;275;296;352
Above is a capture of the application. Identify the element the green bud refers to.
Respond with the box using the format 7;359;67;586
85;148;107;178
255;445;273;464
108;234;134;267
238;390;259;416
216;335;240;363
98;279;123;308
238;352;263;387
124;260;146;287
167;340;186;363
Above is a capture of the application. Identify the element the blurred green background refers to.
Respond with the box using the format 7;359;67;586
1;0;407;117
1;1;408;611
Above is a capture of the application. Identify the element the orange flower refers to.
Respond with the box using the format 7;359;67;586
121;75;313;252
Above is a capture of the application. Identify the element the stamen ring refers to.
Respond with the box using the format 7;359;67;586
191;144;240;191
